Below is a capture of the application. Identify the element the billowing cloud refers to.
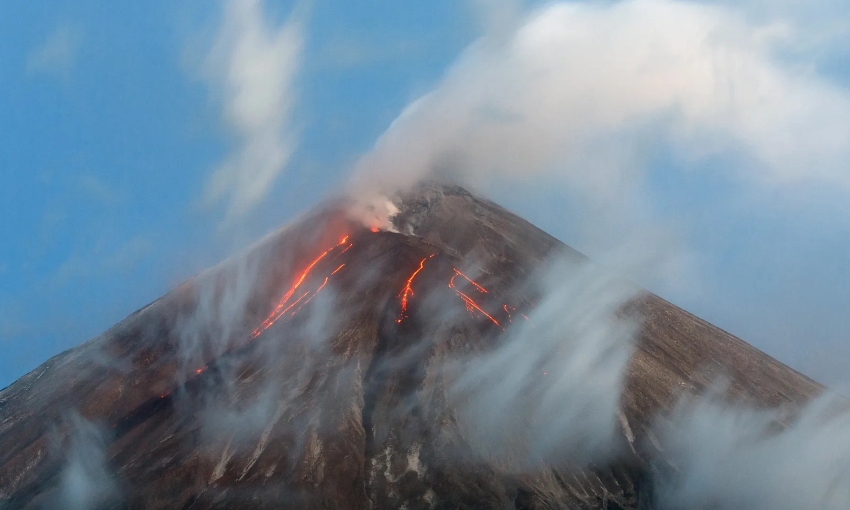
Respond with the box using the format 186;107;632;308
350;0;850;218
27;23;83;78
204;0;305;224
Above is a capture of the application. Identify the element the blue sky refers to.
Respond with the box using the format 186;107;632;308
2;0;849;390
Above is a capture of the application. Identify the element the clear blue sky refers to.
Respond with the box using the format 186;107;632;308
2;0;849;390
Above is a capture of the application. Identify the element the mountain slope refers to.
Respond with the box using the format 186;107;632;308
0;184;821;509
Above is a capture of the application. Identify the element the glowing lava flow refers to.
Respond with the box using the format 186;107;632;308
249;236;351;341
162;234;365;400
395;261;530;329
449;269;501;327
397;254;435;323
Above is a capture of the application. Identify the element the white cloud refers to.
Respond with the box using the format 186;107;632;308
78;174;121;205
446;255;638;468
56;415;120;509
350;0;850;215
203;0;305;224
27;23;83;78
656;392;850;510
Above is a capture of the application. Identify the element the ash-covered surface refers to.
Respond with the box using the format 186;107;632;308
0;185;822;509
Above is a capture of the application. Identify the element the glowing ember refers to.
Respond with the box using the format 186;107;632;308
397;254;435;323
502;304;529;323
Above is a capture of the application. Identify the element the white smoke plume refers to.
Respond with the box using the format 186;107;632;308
654;391;850;510
55;414;120;509
204;0;305;224
349;0;850;218
446;255;639;468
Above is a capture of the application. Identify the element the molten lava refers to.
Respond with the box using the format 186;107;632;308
394;261;530;329
249;235;351;341
448;269;531;328
397;254;435;323
449;270;501;327
452;269;488;294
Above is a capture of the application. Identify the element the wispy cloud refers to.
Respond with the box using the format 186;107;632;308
53;235;153;286
26;23;83;78
203;0;306;225
77;174;122;206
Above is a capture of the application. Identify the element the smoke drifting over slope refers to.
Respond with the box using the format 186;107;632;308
445;257;638;469
655;392;850;510
55;414;119;510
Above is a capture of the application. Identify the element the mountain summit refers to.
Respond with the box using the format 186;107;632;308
0;184;821;509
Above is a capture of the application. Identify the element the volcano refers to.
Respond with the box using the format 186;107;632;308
0;184;822;509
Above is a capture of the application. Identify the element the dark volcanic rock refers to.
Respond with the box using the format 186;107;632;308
0;185;821;509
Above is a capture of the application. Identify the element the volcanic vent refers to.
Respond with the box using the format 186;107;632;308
0;184;821;509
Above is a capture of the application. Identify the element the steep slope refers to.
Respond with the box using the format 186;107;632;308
0;185;821;509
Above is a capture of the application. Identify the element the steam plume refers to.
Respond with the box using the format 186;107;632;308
350;0;850;221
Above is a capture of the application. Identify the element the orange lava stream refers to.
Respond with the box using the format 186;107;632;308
448;269;513;328
163;235;361;399
249;236;350;340
296;276;329;313
452;288;501;327
397;254;435;323
448;270;500;327
396;261;528;330
452;269;488;293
